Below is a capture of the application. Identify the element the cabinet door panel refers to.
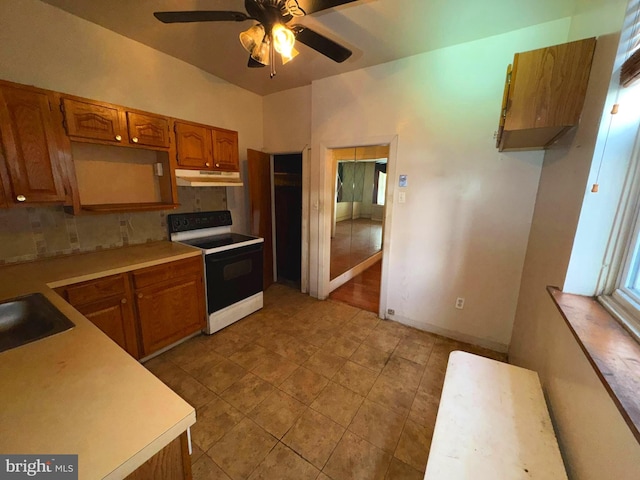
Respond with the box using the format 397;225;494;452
77;296;140;359
212;128;239;172
136;275;205;356
62;98;125;143
0;86;66;203
127;112;170;148
175;122;212;169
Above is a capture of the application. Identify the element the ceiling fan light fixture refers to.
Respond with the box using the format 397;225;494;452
281;47;299;65
239;24;265;54
251;37;271;66
272;23;296;59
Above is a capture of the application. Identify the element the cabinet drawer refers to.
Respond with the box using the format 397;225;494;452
132;257;203;289
65;274;128;307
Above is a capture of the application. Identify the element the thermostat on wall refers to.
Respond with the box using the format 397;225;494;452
399;175;407;187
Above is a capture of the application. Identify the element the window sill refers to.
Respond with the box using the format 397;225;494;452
547;286;640;443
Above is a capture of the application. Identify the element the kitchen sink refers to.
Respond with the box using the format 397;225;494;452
0;293;75;353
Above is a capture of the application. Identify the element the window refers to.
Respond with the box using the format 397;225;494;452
376;171;387;205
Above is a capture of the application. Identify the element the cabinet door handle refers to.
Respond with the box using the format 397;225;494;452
205;162;210;167
16;195;26;202
132;136;139;143
121;298;128;304
137;293;144;299
115;134;122;142
215;163;220;167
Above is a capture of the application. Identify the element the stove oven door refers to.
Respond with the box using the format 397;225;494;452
204;243;264;313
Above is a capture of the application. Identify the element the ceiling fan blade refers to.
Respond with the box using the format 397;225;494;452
291;25;352;63
295;0;359;15
248;56;266;68
153;11;250;23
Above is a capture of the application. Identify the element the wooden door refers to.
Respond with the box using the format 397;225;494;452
248;149;274;289
174;121;212;170
126;111;170;148
212;128;239;171
61;98;126;143
0;85;66;203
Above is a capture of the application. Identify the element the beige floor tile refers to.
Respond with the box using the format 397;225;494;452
350;344;390;373
249;389;306;439
191;397;244;451
279;367;329;405
334;361;378;396
348;400;406;454
368;374;415;415
375;320;415;338
385;457;424;480
394;419;434;472
271;335;319;364
323;335;361;358
160;337;210;367
363;330;401;354
311;381;364;427
349;310;381;330
317;474;332;480
381;356;424;390
153;363;216;409
303;350;346;379
408;389;440;428
282;408;345;469
299;328;334;348
228;343;270;371
202;330;250;357
208;418;277;480
393;338;434;365
251;351;300;386
198;358;247;394
248;443;319;480
338;322;374;343
191;443;205;464
192;454;232;480
404;328;440;347
220;373;275;414
418;368;445;397
323;430;392;480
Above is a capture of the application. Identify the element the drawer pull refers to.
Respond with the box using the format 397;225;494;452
132;136;139;143
115;134;122;142
16;195;26;202
138;293;144;299
121;298;127;304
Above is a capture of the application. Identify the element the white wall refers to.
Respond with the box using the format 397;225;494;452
263;85;311;154
509;2;640;478
0;0;264;232
309;19;572;351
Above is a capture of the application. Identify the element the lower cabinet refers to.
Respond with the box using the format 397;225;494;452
133;258;206;357
126;431;192;480
56;256;206;360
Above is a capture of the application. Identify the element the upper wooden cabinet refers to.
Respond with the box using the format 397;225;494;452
175;121;212;169
0;84;67;204
62;98;170;149
212;128;240;172
175;120;239;172
496;37;596;151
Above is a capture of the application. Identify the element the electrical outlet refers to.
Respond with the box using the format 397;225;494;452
387;308;395;315
455;297;465;309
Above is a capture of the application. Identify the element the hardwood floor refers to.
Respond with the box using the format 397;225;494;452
329;260;381;313
330;219;382;279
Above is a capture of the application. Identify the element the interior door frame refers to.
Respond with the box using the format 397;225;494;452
316;135;399;319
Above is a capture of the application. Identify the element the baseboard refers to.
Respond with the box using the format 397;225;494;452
386;314;509;353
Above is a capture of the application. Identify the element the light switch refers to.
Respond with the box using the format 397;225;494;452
398;192;406;203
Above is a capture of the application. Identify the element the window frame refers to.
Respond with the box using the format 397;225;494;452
598;119;640;342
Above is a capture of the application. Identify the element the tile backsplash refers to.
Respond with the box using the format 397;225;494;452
0;187;226;265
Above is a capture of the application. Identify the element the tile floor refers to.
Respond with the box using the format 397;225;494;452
144;284;506;480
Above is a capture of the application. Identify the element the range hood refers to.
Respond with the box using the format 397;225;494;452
174;169;243;187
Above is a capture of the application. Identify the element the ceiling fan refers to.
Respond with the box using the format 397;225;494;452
154;0;357;78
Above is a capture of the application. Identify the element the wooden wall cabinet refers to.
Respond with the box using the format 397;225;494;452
0;84;67;205
175;120;239;172
62;98;170;149
132;257;206;357
496;37;597;151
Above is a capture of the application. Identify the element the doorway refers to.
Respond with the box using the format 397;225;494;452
327;144;388;312
274;153;303;288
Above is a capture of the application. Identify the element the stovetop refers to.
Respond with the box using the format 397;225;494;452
179;233;260;250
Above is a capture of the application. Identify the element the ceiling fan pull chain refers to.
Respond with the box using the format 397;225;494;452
270;36;277;78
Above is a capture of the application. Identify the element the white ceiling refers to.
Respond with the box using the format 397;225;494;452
39;0;580;96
